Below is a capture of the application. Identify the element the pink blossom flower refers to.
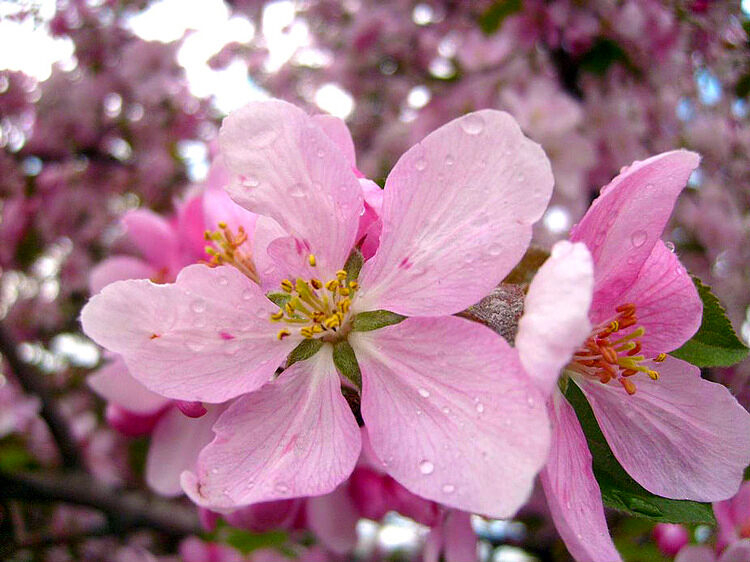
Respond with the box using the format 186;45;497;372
82;99;554;517
715;481;750;552
515;151;750;562
675;540;750;562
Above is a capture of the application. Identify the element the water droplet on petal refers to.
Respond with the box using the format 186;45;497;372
186;341;205;352
415;158;427;171
488;243;503;256
442;406;450;414
289;183;306;198
442;483;455;494
210;468;219;474
516;173;525;182
242;175;259;188
445;154;454;166
460;114;485;135
316;147;325;157
418;388;430;398
418;460;434;474
526;396;535;408
594;230;606;246
475;402;485;413
631;230;648;248
191;300;206;313
665;241;675;253
218;276;228;286
275;483;289;494
242;290;253;301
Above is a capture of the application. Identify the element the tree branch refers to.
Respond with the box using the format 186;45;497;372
0;325;83;469
0;470;202;538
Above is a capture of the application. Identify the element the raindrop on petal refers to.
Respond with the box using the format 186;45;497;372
418;460;434;474
631;230;648;248
460;114;485;135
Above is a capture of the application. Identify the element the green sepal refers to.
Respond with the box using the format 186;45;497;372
565;382;715;525
502;246;550;286
670;276;749;367
267;292;290;308
286;339;324;367
202;519;287;554
478;0;522;35
352;310;406;332
332;340;362;389
344;248;364;283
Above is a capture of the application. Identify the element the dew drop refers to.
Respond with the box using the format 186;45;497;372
665;241;675;253
415;158;427;171
516;173;525;182
275;483;289;494
594;230;606;246
418;460;434;474
442;483;455;494
210;468;219;474
186;341;205;352
460;114;485;135
445;154;455;166
242;290;253;301
316;147;325;157
488;243;503;256
218;276;228;286
645;183;655;189
242;175;259;188
526;396;535;408
289;183;306;198
416;409;423;415
442;406;450;414
631;229;648;248
475;402;485;413
191;300;206;313
418;388;430;398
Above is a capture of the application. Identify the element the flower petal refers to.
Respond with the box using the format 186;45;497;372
87;355;170;414
350;316;550;518
252;216;291;291
516;241;593;396
577;357;750;501
720;539;750;562
356;110;553;316
540;391;621;562
613;241;702;355
146;405;224;497
220;100;362;279
570;150;700;313
122;209;180;272
311;114;356;168
305;485;359;554
89;256;157;294
675;546;716;562
81;264;294;403
181;345;361;509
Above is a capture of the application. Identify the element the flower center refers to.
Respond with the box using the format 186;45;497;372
204;222;259;283
566;303;666;395
271;255;359;341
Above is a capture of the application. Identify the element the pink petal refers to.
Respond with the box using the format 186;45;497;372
220;100;362;279
81;264;295;403
306;484;359;554
577;357;750;501
570;150;700;314
675;546;716;562
356;110;552;316
146;405;224;497
611;241;701;355
181;346;361;509
442;511;479;562
540;391;621;562
177;194;211;263
122;209;180;271
224;499;302;532
252;216;291;291
311;114;356;167
720;540;750;562
349;316;550;518
89;256;157;294
202;187;257;239
87;355;170;414
516;241;593;396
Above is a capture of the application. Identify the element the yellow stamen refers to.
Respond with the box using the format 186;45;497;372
654;353;667;362
308;254;317;267
277;329;291;340
281;279;294;293
270;311;284;321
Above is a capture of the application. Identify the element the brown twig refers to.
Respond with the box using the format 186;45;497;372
0;325;83;469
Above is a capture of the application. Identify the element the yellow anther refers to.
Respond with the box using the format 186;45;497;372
217;221;227;229
300;326;314;338
336;270;347;281
312;324;324;334
349;281;358;290
277;329;291;340
339;287;351;296
281;279;294;293
654;353;667;362
308;254;317;267
325;279;339;292
284;302;295;316
324;315;340;329
609;320;619;332
647;370;660;380
270;310;284;321
310;278;323;290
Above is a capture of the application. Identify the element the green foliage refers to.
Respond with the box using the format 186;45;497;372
0;437;38;472
565;383;715;525
671;277;749;367
344;248;364;282
579;38;629;76
333;340;362;389
287;339;324;367
502;245;550;286
352;310;406;332
204;520;287;555
479;0;523;35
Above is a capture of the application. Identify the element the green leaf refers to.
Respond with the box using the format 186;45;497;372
565;382;715;525
352;310;406;332
287;338;323;367
478;0;522;35
579;38;629;76
203;520;287;554
267;292;290;308
0;439;37;472
332;340;361;389
670;277;749;367
344;248;364;282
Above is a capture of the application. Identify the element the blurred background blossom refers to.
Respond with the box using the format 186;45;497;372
1;0;750;560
